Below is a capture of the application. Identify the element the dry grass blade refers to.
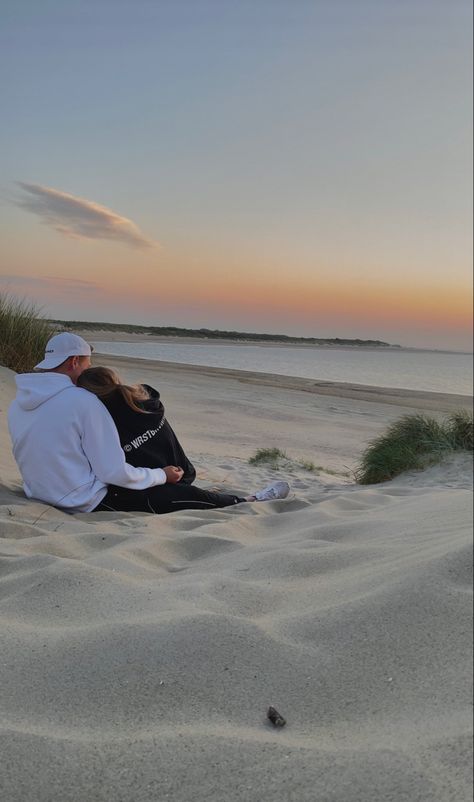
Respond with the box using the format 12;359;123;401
0;293;57;372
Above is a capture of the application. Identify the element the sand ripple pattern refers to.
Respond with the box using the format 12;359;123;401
0;461;472;802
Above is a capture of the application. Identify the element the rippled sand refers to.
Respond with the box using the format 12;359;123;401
0;361;472;802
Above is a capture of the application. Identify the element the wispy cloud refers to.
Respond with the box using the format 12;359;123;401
0;274;102;296
14;182;157;250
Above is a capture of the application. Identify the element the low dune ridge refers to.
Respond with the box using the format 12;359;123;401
0;362;472;802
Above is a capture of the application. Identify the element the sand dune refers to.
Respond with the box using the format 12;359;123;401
0;362;472;802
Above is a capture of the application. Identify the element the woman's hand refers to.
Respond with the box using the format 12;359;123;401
164;465;184;484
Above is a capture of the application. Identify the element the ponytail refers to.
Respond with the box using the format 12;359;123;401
77;366;151;413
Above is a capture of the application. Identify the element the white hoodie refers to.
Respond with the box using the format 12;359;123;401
8;373;166;513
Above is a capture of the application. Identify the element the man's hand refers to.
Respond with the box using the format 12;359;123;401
164;466;184;484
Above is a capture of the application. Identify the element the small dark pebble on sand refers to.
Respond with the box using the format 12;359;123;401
267;706;286;727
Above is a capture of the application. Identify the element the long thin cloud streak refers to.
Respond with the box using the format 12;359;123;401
0;274;101;295
15;182;157;250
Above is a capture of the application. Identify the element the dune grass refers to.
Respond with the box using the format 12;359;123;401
249;448;350;478
249;447;288;468
356;412;474;484
299;460;350;477
0;293;56;372
446;410;474;451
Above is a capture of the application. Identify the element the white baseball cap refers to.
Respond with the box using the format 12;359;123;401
34;332;92;370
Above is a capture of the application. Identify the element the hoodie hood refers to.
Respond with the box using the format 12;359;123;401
15;372;75;411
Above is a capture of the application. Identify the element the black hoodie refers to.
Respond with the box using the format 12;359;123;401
101;384;196;484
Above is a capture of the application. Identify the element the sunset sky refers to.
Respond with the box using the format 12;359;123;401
1;0;472;350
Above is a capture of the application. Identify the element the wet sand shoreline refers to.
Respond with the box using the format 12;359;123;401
94;351;472;413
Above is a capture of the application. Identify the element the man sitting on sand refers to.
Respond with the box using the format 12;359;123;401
8;332;289;514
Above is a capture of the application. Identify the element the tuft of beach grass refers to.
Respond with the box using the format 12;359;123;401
356;412;474;484
446;410;474;451
249;448;350;478
0;293;57;373
248;447;288;468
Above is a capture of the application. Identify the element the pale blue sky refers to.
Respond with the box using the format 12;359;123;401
1;0;472;348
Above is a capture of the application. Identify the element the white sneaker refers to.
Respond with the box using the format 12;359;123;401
254;481;290;502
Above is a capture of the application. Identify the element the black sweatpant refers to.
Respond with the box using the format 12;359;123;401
94;483;245;514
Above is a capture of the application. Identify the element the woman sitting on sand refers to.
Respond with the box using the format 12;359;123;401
77;366;289;514
79;367;197;484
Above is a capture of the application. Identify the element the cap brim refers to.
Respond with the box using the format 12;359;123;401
34;356;67;370
34;349;92;370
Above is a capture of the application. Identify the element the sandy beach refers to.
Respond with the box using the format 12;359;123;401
0;355;472;802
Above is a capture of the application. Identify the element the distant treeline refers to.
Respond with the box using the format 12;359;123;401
50;320;398;348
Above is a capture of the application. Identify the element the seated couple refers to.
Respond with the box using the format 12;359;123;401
8;333;290;514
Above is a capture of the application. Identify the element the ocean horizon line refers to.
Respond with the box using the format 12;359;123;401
51;318;472;354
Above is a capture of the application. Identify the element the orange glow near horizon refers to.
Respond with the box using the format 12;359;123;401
106;269;472;342
2;234;472;347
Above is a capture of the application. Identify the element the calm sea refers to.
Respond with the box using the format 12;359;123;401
90;341;473;396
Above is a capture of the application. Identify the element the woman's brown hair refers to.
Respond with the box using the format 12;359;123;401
77;366;151;413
